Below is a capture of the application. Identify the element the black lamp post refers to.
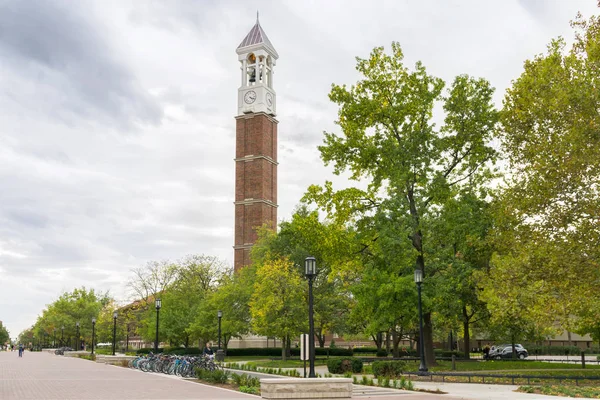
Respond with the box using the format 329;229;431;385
154;299;161;352
53;328;56;348
217;310;223;350
91;318;96;355
76;322;80;351
414;269;428;373
61;326;64;347
304;256;317;378
112;311;118;356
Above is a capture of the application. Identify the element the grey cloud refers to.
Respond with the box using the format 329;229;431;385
0;0;162;129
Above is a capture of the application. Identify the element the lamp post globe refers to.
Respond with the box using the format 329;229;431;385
414;269;428;373
112;311;118;356
304;256;317;378
154;299;161;352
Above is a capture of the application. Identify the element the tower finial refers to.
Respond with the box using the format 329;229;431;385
257;10;259;23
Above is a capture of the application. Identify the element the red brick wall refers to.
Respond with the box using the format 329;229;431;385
234;113;278;272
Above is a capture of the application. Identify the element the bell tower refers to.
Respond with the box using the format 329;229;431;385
234;15;278;271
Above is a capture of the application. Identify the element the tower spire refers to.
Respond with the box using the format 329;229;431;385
257;10;259;23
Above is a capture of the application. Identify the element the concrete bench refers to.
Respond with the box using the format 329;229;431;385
260;378;352;399
64;351;91;357
95;355;137;366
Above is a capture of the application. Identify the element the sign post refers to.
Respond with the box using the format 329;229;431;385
300;334;309;378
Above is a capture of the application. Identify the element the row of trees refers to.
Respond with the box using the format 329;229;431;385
20;10;600;363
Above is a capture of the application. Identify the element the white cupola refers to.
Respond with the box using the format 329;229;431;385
236;14;278;116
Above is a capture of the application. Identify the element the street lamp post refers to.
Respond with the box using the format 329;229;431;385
304;256;317;378
154;299;161;352
414;269;428;373
112;311;118;356
53;328;56;348
217;310;223;350
91;318;96;355
61;326;64;347
76;322;80;351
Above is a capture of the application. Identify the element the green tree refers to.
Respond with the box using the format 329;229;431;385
139;255;227;347
0;322;9;345
250;257;306;360
251;207;355;347
495;11;600;339
188;265;255;349
305;43;499;364
32;287;110;349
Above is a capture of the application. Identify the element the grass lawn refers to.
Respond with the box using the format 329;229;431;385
247;359;329;368
403;360;600;373
518;385;600;398
223;356;272;362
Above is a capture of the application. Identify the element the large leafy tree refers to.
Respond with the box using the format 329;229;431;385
494;11;600;339
305;42;499;364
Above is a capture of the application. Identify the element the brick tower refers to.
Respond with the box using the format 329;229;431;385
234;16;278;271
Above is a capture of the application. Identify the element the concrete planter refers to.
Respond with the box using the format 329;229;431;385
260;378;352;399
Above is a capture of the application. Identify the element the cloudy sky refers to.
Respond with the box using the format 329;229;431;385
0;0;597;337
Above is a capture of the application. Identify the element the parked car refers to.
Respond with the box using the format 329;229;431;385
494;344;528;359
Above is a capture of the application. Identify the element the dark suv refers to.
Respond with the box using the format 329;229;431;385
494;344;528;359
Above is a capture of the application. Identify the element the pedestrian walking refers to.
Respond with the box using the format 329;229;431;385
18;343;23;357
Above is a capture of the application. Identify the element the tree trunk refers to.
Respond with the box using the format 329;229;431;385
424;313;435;366
373;332;383;350
567;331;573;347
511;334;517;359
385;331;391;354
317;328;325;348
462;306;471;360
282;336;287;361
286;336;291;358
184;336;189;348
392;330;400;358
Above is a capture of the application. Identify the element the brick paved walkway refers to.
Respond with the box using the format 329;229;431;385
0;351;466;399
0;351;257;399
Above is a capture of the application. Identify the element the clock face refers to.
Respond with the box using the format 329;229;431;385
244;90;257;104
266;92;273;107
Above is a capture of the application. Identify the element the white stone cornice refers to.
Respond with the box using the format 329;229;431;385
234;198;278;207
234;155;278;165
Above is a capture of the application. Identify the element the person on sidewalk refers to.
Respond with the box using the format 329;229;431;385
18;343;23;357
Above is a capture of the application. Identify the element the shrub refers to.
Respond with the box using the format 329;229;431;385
239;386;260;394
136;348;164;355
372;360;406;378
353;346;378;354
434;349;463;358
196;368;229;383
526;345;582;356
327;357;363;374
376;349;388;357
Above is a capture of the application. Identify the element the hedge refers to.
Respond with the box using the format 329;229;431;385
327;357;363;374
527;346;584;356
225;347;353;357
353;347;378;354
372;360;407;378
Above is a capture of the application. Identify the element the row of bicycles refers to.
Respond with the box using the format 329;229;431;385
128;353;221;378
